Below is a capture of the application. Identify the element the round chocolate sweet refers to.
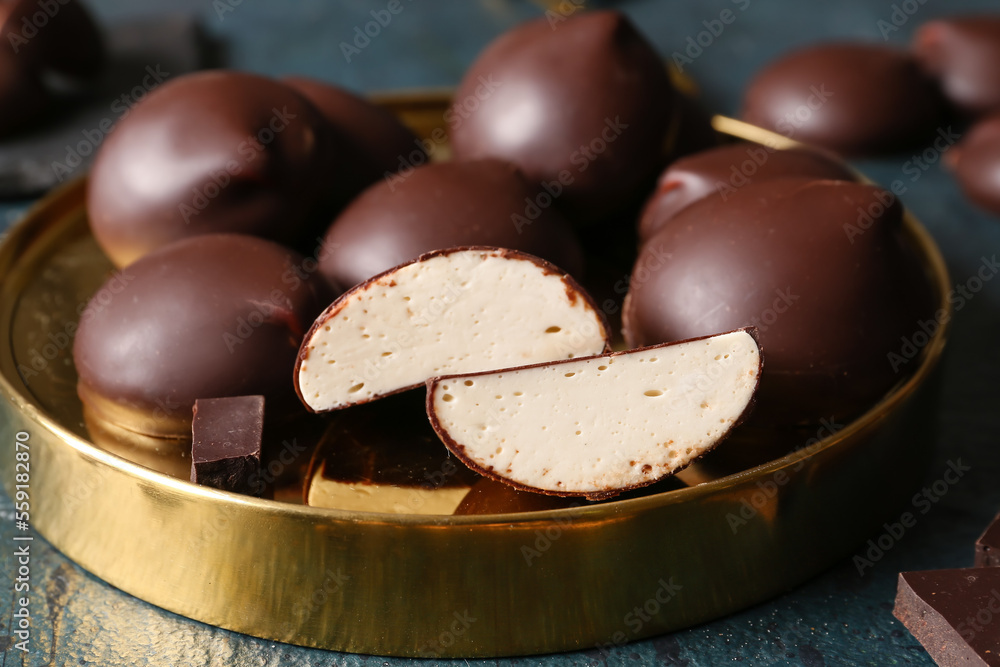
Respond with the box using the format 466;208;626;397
0;0;103;82
741;43;945;155
73;234;336;438
87;70;338;268
914;17;1000;117
449;10;676;224
624;178;937;431
952;114;1000;217
638;143;855;243
283;76;425;195
319;159;585;289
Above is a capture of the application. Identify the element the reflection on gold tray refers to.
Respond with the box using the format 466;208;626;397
0;92;950;658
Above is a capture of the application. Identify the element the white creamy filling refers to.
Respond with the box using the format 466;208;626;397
429;330;760;495
298;250;608;411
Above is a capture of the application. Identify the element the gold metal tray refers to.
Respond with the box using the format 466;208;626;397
0;94;950;658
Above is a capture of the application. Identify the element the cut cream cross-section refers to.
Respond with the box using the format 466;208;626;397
295;247;610;412
427;329;762;499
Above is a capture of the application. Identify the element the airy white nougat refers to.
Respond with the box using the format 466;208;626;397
427;329;761;498
295;248;610;412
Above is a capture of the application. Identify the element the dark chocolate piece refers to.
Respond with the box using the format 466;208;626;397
304;393;480;514
73;233;335;438
741;43;945;155
449;10;676;223
894;568;1000;666
283;76;425;196
977;512;1000;567
624;178;937;432
638;143;855;242
319;159;585;289
914;17;1000;117
953;114;1000;217
87;70;340;267
191;396;264;496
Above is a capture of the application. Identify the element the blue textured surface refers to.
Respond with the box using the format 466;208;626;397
3;0;1000;664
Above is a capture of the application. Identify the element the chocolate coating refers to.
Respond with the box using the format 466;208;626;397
87;71;338;268
450;10;676;223
73;234;335;438
952;113;1000;217
283;76;425;195
638;143;855;243
914;17;1000;117
0;0;103;82
624;178;936;430
741;43;945;155
319;159;585;289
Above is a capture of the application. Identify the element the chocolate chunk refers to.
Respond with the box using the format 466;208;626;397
191;396;264;496
638;143;855;243
318;159;584;289
624;179;938;433
894;568;1000;666
741;43;945;155
304;393;479;514
449;10;676;223
977;512;1000;567
87;70;340;267
73;234;335;438
953;114;1000;217
914;17;1000;117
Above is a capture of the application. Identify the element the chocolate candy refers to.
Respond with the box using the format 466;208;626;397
73;234;335;438
449;10;676;223
914;17;1000;117
87;71;338;268
319;159;584;289
894;568;1000;666
0;0;103;82
304;393;479;514
638;143;855;243
283;76;425;197
976;511;1000;567
624;178;937;433
952;114;1000;217
741;43;945;155
191;396;264;496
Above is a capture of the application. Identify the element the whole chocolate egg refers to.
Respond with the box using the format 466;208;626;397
914;17;1000;117
319;159;585;289
624;178;937;431
73;234;336;437
87;70;338;268
741;43;945;155
449;10;676;224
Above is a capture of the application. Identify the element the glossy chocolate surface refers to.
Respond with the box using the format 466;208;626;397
975;511;1000;567
894;568;1000;666
191;395;264;496
319;159;585;289
914;17;1000;117
638;143;855;242
741;43;945;155
449;10;675;223
953;114;1000;217
88;70;337;267
283;76;424;196
73;234;335;437
624;178;937;429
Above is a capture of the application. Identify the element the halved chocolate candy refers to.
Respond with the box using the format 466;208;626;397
427;329;761;499
295;247;610;413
